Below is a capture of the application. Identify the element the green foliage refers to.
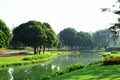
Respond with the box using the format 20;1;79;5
76;31;94;50
22;54;51;60
41;75;51;80
0;19;11;46
59;27;77;50
52;64;120;80
12;20;58;54
53;63;84;76
59;27;93;50
0;30;6;48
43;23;59;48
111;50;119;54
93;29;112;50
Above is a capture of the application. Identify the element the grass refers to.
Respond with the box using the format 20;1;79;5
100;51;120;59
0;50;80;69
51;51;120;80
51;63;120;80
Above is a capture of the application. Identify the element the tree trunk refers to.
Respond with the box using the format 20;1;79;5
39;46;42;54
43;46;45;54
34;47;37;54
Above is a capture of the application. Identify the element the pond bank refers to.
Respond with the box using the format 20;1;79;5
0;51;79;69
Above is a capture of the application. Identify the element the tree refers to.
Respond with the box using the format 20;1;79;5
9;36;24;49
0;30;6;48
13;20;45;54
12;20;58;54
0;19;11;46
76;32;94;50
41;23;59;53
101;0;120;45
93;29;112;50
59;27;77;50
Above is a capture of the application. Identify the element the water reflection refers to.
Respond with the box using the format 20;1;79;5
8;68;14;80
11;63;52;80
52;64;60;71
0;69;11;80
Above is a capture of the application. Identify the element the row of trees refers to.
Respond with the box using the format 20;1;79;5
0;18;117;52
58;27;118;50
0;19;58;54
0;19;119;52
58;28;93;50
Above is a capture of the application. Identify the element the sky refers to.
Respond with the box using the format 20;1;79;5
0;0;119;34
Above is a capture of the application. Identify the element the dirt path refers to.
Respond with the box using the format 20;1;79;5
0;52;28;57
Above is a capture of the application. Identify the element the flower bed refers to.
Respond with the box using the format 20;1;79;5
103;57;120;65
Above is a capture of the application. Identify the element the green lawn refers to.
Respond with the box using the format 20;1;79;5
52;64;120;80
51;51;120;80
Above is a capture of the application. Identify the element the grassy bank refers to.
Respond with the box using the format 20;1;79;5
51;51;120;80
0;51;79;69
52;63;120;80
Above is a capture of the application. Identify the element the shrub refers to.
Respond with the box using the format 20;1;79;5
41;75;51;80
103;57;120;65
53;63;84;76
66;63;84;72
111;50;119;54
22;54;51;60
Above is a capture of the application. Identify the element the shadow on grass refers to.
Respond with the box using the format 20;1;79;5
52;64;120;80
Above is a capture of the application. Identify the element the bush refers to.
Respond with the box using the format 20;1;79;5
103;57;120;65
41;75;51;80
111;50;119;54
53;63;84;76
22;54;51;60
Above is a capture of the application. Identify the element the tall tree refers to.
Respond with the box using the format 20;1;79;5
13;20;45;54
59;27;77;50
42;23;58;53
0;19;11;46
12;20;58;54
93;29;112;50
76;32;93;50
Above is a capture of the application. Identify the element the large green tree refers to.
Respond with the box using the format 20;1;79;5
93;29;112;50
76;32;94;50
12;20;58;54
59;27;77;50
41;23;58;53
0;19;11;47
13;20;46;54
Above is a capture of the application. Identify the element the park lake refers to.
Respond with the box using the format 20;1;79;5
0;51;103;80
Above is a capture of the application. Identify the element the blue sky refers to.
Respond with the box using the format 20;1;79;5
0;0;118;33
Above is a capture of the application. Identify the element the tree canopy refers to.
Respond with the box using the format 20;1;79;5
58;27;94;50
0;19;11;47
59;27;77;50
12;20;58;54
93;29;112;50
